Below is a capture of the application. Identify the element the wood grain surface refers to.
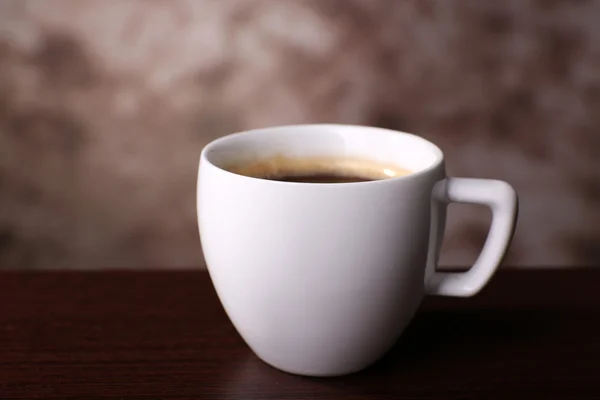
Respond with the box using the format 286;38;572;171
0;269;598;399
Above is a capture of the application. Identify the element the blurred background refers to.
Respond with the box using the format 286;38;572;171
0;0;598;270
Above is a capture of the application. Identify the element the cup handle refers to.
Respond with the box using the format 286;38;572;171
425;178;518;297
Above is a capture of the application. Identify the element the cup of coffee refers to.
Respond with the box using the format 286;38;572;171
197;124;518;377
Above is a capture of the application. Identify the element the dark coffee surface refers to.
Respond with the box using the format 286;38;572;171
268;173;375;183
227;155;413;183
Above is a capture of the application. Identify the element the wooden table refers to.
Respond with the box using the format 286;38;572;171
0;269;598;399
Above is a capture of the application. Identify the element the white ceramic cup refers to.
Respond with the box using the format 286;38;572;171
197;124;518;377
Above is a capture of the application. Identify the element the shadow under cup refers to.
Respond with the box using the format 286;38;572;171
198;124;449;377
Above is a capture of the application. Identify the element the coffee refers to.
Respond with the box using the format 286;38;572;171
227;155;412;183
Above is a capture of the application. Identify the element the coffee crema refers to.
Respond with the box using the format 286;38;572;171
227;155;413;183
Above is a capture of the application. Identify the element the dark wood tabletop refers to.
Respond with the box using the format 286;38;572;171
0;269;598;400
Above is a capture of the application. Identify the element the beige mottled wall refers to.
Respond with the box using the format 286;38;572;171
0;0;599;269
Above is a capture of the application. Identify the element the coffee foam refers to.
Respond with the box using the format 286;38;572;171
226;155;412;180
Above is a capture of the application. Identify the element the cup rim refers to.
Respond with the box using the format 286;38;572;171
200;124;445;186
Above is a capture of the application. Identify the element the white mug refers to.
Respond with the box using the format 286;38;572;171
197;124;518;377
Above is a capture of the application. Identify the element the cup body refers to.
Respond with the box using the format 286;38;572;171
198;124;446;376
